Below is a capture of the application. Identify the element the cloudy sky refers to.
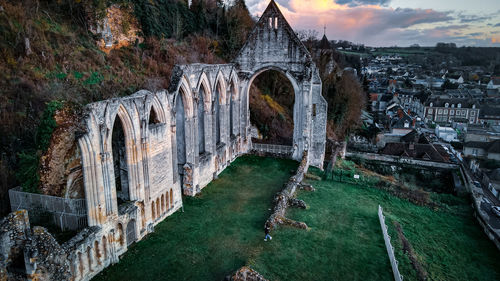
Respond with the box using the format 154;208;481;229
244;0;500;47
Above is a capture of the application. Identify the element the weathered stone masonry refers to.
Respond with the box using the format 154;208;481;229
1;2;327;280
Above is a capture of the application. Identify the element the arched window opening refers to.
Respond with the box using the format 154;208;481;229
175;93;187;167
149;106;161;125
161;195;165;213
198;87;206;154
249;69;294;146
102;236;107;261
169;189;173;206
117;223;125;246
126;219;137;246
94;240;101;265
230;82;235;137
86;246;92;271
151;202;155;220
214;84;222;145
112;116;130;204
78;252;84;276
156;198;160;219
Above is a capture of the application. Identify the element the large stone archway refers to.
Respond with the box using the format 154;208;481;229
234;1;327;166
247;66;299;146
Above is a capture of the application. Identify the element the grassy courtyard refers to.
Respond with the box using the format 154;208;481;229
94;156;500;281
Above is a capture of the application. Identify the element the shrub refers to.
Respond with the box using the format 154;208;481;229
37;100;64;151
16;100;63;193
16;150;40;193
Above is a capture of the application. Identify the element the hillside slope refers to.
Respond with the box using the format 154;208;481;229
0;0;252;215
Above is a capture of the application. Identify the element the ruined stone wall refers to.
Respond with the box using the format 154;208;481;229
168;64;247;195
234;1;327;167
0;210;71;281
0;209;141;281
2;2;327;280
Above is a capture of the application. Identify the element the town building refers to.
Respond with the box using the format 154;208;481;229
424;97;479;124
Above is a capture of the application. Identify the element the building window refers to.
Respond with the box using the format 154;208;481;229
312;104;317;117
450;110;454;114
462;110;466;116
458;103;462;108
471;111;475;116
428;108;433;114
444;109;448;114
445;103;449;108
438;109;443;114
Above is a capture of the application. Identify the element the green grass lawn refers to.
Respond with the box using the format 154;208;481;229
384;192;500;281
94;156;500;281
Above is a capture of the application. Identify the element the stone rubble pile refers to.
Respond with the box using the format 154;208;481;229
226;266;269;281
265;151;314;232
0;210;71;281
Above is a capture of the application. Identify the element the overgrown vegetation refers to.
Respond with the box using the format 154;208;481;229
15;100;63;193
314;49;366;140
94;156;500;281
250;70;294;145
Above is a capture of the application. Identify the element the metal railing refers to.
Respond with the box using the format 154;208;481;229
251;143;293;155
9;187;87;231
378;205;403;281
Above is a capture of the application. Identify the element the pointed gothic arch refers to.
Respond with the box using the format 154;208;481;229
78;114;103;226
234;0;327;165
104;103;144;213
229;72;240;137
197;73;211;155
196;72;212;111
213;74;227;146
247;67;298;146
214;71;227;105
149;95;167;125
174;76;194;170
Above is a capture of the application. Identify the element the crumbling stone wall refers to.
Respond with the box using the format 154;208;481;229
1;208;141;281
0;210;70;281
0;211;31;281
228;266;269;281
39;106;85;198
234;0;327;167
266;151;310;231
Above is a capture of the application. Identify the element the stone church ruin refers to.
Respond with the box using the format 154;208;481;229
1;1;327;280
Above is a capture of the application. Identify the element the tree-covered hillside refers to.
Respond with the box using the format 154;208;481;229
0;0;254;215
0;0;366;216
